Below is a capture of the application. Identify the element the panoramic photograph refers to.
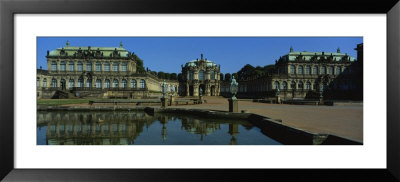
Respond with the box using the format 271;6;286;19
36;37;363;145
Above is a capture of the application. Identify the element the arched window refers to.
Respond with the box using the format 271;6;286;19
122;79;127;88
86;79;92;88
42;78;47;88
113;62;119;72
139;79;146;88
282;81;288;90
274;81;280;90
313;83;318;90
210;70;215;80
69;61;74;71
51;78;57;88
291;81;296;89
77;61;83;71
290;65;295;74
198;70;205;80
113;79;119;88
336;66;341;75
60;61;66;71
321;66;326;74
96;62;101;72
122;62;127;72
131;79;137;88
78;78;84;88
86;62;92;71
305;66;311;75
189;70;194;80
104;62;110;71
298;66;303;74
306;82;312;90
69;79;74;89
104;79;110;88
328;66;334;75
313;66;318;75
51;61;57;71
96;79;102;88
298;81;304;90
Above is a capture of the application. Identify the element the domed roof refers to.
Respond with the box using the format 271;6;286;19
184;54;217;67
185;60;217;67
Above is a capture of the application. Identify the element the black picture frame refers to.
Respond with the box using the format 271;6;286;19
1;0;399;181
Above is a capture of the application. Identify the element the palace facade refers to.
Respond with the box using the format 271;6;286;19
179;54;221;96
221;44;363;100
37;41;179;99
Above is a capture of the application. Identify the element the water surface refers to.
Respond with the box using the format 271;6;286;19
37;111;281;145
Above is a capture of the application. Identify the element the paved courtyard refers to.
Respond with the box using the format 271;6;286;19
170;96;363;142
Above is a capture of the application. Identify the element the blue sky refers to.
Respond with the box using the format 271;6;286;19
37;37;362;74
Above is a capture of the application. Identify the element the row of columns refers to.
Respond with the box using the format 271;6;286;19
48;60;134;73
288;64;346;75
186;70;219;81
37;76;146;89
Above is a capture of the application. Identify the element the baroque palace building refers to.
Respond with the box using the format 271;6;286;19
221;44;363;100
37;41;179;99
180;54;221;96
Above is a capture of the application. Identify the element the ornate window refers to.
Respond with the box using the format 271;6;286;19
104;62;110;71
274;81;280;90
42;78;47;88
113;79;119;88
321;66;326;74
282;81;288;90
298;81;304;90
51;78;57;88
122;79;127;88
122;62;127;72
96;62;101;71
51;61;57;71
131;79;137;88
290;65;295;74
69;79;74;89
305;66;311;75
336;66;341;75
139;79;146;88
210;70;215;80
86;62;92;71
113;62;119;72
104;79;110;88
60;61;66;71
291;81;296;89
37;78;40;87
78;78;84;88
86;79;92;88
199;70;205;80
298;66;303;74
69;61;74;71
328;66;334;75
96;79;102;88
313;66;318;74
306;82;311;90
189;70;194;80
77;61;83;71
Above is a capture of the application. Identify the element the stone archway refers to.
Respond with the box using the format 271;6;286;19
210;85;215;96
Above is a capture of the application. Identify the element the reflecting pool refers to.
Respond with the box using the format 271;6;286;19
37;111;281;145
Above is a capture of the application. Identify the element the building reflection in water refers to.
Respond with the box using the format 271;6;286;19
37;111;268;145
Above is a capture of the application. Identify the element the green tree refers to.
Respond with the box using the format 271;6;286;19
237;64;255;80
132;54;145;73
157;71;165;79
170;73;177;80
220;73;224;81
224;73;231;81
